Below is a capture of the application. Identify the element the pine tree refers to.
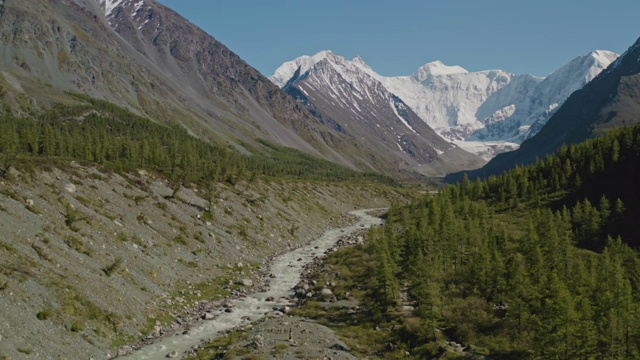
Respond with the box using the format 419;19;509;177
537;273;577;359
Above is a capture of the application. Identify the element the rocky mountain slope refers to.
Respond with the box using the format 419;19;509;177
0;0;409;175
0;162;411;359
453;36;640;180
273;50;618;160
271;51;484;177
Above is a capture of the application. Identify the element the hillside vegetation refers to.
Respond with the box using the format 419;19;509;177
0;96;411;359
301;124;640;359
0;95;395;186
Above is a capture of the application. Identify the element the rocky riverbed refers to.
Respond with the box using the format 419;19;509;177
113;213;358;358
216;229;378;360
117;209;385;359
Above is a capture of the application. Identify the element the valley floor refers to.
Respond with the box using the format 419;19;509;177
0;162;413;359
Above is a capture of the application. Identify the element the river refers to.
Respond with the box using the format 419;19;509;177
120;208;385;359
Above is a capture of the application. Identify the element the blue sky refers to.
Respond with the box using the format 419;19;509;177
157;0;640;78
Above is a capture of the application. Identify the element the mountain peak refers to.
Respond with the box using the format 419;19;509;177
465;40;640;180
312;49;333;61
269;51;483;175
351;55;378;76
542;49;618;85
588;50;619;66
352;55;366;65
412;60;468;82
270;50;343;87
575;50;618;83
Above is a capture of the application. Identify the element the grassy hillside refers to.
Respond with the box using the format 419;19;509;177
0;94;395;186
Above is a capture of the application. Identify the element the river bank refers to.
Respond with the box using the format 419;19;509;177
118;209;385;359
199;228;378;360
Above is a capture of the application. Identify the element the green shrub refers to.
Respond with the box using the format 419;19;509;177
36;309;51;320
71;322;84;332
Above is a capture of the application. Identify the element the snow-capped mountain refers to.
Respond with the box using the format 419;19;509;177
272;50;618;160
376;51;618;159
456;36;640;181
270;51;485;176
519;50;620;138
412;60;468;81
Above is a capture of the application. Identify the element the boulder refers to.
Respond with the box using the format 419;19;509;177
117;346;133;356
320;288;333;298
236;279;253;287
294;281;309;290
248;334;264;349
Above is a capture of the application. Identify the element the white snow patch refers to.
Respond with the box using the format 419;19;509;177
138;18;150;30
486;104;516;124
132;0;144;16
389;99;417;134
99;0;126;16
349;99;361;112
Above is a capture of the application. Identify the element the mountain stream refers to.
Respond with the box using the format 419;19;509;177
120;208;385;359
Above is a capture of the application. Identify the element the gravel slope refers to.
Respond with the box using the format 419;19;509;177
0;162;411;359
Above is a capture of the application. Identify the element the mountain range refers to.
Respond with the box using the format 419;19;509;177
0;0;638;180
453;36;640;180
270;50;484;177
0;0;482;179
272;49;618;160
3;0;640;358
